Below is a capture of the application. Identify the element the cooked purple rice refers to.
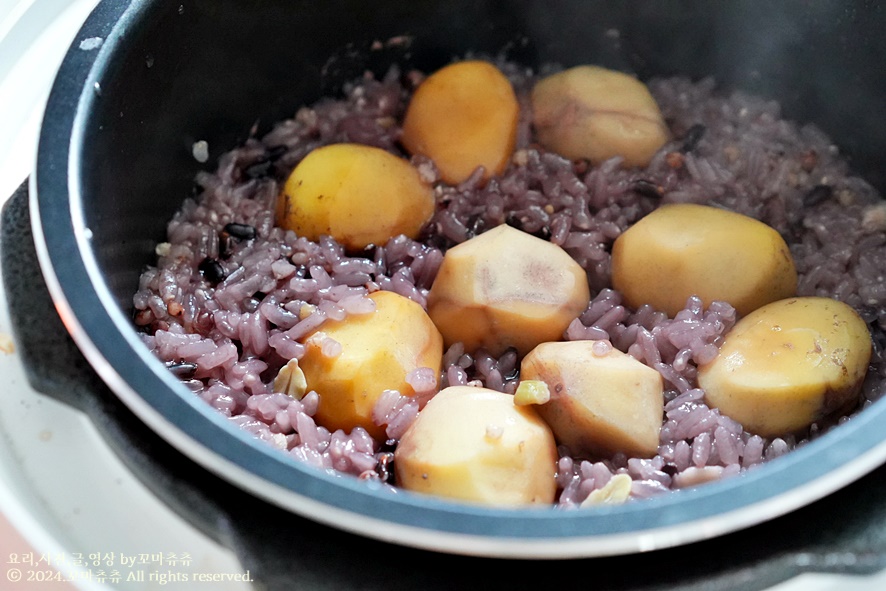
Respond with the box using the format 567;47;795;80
132;62;886;507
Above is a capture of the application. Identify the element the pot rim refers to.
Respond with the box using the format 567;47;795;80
30;0;886;559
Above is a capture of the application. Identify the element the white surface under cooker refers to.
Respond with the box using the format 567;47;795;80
2;2;886;590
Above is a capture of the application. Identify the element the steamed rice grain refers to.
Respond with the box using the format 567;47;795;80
132;62;886;506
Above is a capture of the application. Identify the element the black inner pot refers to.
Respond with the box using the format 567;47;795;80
23;0;886;586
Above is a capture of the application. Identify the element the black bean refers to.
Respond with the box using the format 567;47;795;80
680;123;706;153
224;222;258;240
244;158;273;179
243;292;268;312
803;184;833;207
198;257;227;284
266;145;289;160
631;179;664;199
166;361;198;379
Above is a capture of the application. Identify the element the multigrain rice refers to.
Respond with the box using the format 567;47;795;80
132;63;886;506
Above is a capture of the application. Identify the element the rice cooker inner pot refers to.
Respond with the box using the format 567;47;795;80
32;0;886;563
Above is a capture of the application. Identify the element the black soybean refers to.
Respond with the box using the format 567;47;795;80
224;222;258;240
631;179;664;199
680;123;706;153
267;145;289;160
166;361;198;379
199;257;227;284
803;184;833;207
244;158;273;179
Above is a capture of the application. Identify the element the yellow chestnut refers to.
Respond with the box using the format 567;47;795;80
426;224;591;357
299;290;443;439
276;143;434;251
531;65;669;167
611;203;797;317
401;60;519;185
698;297;872;437
394;386;558;506
521;340;664;458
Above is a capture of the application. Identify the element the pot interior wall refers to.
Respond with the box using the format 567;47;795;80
73;0;885;314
